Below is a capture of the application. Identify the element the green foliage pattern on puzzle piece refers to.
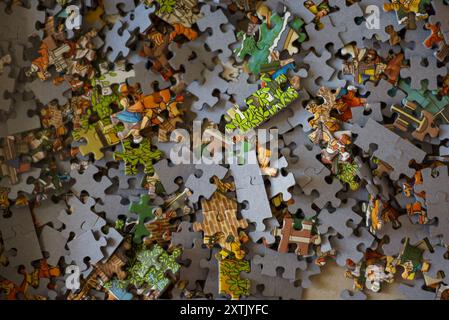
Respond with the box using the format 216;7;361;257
219;258;250;299
156;0;177;15
90;80;120;120
225;73;299;132
114;139;163;176
125;244;182;295
72;84;119;141
336;162;360;191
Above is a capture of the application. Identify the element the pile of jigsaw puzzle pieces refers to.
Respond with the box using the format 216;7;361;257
1;0;449;301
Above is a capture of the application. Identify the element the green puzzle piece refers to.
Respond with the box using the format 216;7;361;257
114;139;163;176
219;258;251;299
129;194;159;244
128;244;182;295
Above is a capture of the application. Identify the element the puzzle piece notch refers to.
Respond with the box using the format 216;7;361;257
33;199;66;229
267;157;296;201
74;121;120;161
196;4;236;61
377;215;433;257
330;228;375;267
329;1;365;47
122;3;155;35
289;144;342;209
272;214;320;257
351;118;426;180
153;159;195;195
0;168;41;199
302;16;345;55
199;249;220;298
185;164;227;202
318;199;362;237
70;164;113;199
0;205;43;272
65;230;107;277
95;194;134;225
242;260;303;299
230;154;278;244
359;0;405;42
26;78;71;106
127;60;168;96
302;49;335;95
178;238;211;291
400;55;446;91
422;245;449;283
102;21;131;62
168;34;216;84
253;246;307;281
102;0;136;15
186;65;230;111
411;166;449;243
39;225;69;266
171;221;203;249
57;196;105;239
0;66;15;112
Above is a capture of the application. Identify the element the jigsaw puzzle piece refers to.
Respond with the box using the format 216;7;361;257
65;230;107;276
185;164;227;202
